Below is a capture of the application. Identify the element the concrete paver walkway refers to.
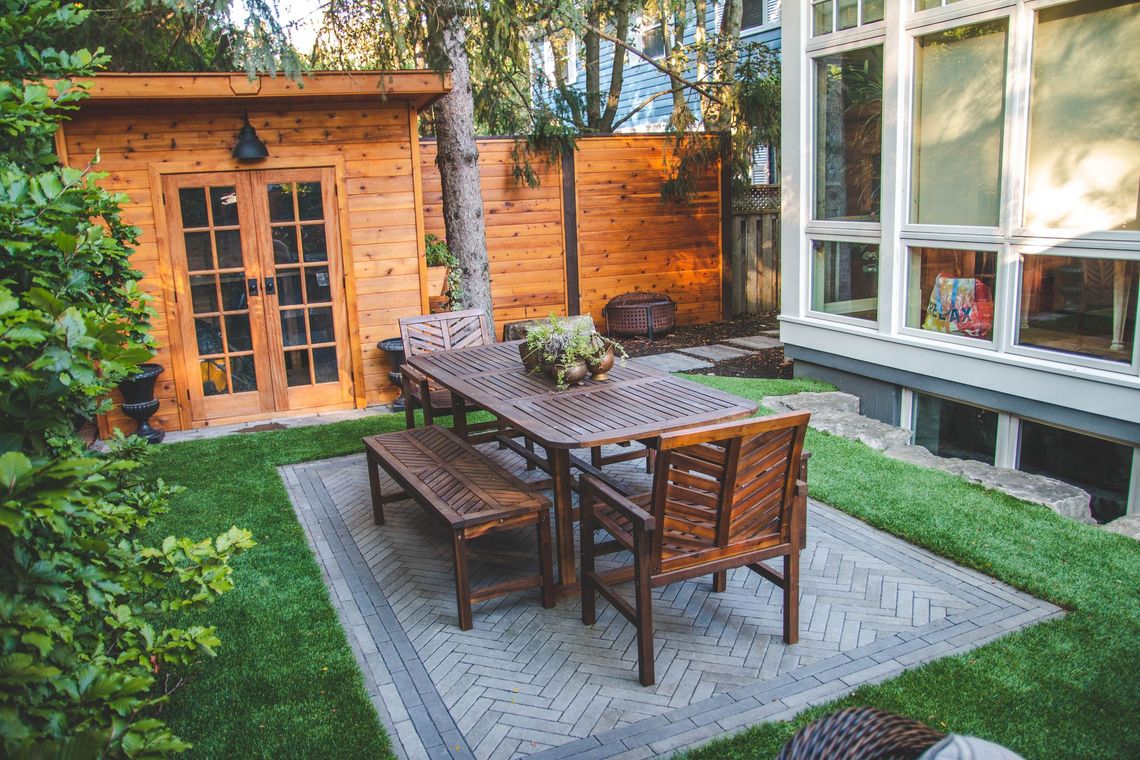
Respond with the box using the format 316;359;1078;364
282;444;1060;760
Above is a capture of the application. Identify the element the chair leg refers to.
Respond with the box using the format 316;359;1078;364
420;380;435;426
634;526;655;686
783;550;800;645
712;570;726;593
646;447;655;474
452;531;473;631
525;437;536;471
591;446;603;469
580;492;597;626
536;509;555;609
366;454;385;526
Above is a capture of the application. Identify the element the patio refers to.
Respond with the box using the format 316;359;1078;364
284;441;1060;759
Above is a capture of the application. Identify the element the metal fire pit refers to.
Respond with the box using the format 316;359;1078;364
603;292;676;339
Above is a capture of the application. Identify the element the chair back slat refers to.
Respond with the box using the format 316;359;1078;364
399;309;493;358
653;412;809;557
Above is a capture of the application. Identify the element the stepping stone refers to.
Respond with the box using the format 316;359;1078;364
678;344;753;361
726;335;784;351
630;352;713;372
761;329;781;337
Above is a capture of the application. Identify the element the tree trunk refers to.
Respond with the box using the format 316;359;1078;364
585;5;601;128
598;0;630;132
427;0;494;329
706;0;741;132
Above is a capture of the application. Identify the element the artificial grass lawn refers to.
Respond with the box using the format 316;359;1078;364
145;376;1139;759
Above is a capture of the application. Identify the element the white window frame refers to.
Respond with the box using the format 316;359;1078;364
634;13;666;62
541;37;577;86
742;0;783;32
807;236;884;328
897;240;1004;350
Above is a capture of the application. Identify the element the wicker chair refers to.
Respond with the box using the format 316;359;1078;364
579;412;810;686
777;707;946;760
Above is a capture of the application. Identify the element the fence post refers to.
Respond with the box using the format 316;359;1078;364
720;132;733;321
561;148;580;316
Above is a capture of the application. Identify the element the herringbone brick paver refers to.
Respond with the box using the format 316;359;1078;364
283;446;1061;760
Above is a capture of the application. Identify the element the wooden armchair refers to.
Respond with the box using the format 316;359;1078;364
579;411;811;686
398;309;510;444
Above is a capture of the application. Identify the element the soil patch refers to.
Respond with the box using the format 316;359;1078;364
618;312;779;358
685;348;792;379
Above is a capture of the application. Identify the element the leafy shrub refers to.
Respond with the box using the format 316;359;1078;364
423;232;465;309
0;1;253;755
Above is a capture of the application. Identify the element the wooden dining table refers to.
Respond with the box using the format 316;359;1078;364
406;341;759;590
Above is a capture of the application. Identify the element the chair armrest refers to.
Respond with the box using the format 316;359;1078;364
795;479;809;498
401;363;427;385
580;473;656;532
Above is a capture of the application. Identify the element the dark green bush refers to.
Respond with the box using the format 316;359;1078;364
0;2;253;756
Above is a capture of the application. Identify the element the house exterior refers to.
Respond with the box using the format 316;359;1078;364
779;0;1140;521
538;1;783;181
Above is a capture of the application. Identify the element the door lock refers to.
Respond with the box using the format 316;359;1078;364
247;278;259;296
264;276;276;295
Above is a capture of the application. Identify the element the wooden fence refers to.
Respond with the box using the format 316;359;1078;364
727;185;781;314
420;134;724;333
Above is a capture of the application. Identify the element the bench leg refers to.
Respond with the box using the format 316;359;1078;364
452;531;473;631
712;570;727;593
537;509;555;609
367;454;385;526
783;550;800;645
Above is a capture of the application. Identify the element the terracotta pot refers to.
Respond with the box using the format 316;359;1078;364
519;342;543;373
427;266;449;297
587;346;615;381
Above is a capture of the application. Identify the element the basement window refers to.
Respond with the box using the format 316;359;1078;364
912;393;998;465
1018;420;1133;523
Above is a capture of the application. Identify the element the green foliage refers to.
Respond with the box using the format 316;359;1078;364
0;2;253;755
423;233;465;310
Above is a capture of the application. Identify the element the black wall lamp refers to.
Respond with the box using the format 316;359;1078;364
232;112;269;161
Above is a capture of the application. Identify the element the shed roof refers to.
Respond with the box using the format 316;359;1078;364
65;71;452;109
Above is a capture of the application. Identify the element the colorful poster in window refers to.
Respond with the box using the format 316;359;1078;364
922;275;993;339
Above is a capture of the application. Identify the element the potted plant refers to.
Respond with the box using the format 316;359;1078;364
584;333;627;381
519;317;590;389
424;233;464;310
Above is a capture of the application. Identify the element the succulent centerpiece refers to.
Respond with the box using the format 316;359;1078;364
519;317;627;390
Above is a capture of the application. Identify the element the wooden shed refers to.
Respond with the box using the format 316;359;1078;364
59;72;451;435
63;73;727;437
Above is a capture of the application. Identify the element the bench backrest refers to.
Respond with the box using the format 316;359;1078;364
399;309;493;359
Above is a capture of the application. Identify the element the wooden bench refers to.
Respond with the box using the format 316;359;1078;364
363;425;555;630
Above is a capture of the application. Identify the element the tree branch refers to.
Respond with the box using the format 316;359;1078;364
581;21;727;108
609;88;674;131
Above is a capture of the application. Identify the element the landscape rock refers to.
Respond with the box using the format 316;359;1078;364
762;391;861;415
883;445;1095;523
1102;515;1140;540
502;315;596;341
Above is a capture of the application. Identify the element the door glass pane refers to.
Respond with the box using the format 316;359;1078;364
277;270;303;305
210;186;240;226
297;182;324;220
301;225;328;262
1025;0;1140;232
305;266;332;303
230;355;258;394
195;316;223;355
267;183;296;222
284;349;311;386
814;46;883;221
911;21;1008;226
179;188;208;228
215;229;244;269
281;309;308;347
201;358;227;395
225;314;253;352
313;347;338;383
190;275;218;313
218;272;248;311
272;226;299;264
906;247;997;340
309;307;334;343
811;240;879;320
1017;255;1137;364
184;232;213;271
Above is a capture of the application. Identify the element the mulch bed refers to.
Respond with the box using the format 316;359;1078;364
613;312;790;379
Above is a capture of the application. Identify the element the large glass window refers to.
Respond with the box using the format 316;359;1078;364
814;46;883;221
913;393;998;465
812;0;883;35
1024;0;1140;232
1019;420;1133;522
910;21;1008;226
906;247;997;340
811;240;879;320
1018;255;1138;364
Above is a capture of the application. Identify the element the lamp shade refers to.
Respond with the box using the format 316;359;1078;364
232;116;269;161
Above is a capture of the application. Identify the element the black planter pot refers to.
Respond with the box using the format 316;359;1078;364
119;363;165;444
378;338;407;412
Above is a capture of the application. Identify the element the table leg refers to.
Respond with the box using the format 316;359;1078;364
452;392;468;440
547;446;576;591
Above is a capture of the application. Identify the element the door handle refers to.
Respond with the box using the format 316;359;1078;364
264;276;276;295
247;278;259;296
